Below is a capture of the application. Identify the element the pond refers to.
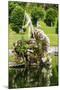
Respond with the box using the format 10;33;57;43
9;66;50;88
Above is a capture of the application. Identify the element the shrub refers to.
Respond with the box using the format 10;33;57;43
31;7;45;26
8;2;19;23
14;40;29;58
10;6;24;33
45;8;57;26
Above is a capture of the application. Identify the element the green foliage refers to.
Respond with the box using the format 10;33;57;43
50;56;58;85
45;8;57;26
8;2;19;23
10;6;24;33
8;25;30;49
14;40;29;56
31;7;45;26
43;4;58;11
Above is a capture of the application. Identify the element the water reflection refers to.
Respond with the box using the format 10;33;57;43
9;66;50;88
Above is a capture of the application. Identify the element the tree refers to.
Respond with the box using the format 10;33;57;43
31;7;45;26
45;8;57;26
10;6;24;33
8;1;19;23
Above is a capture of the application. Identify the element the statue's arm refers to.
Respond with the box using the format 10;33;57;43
22;19;30;29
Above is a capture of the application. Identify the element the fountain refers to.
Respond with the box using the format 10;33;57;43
9;11;52;88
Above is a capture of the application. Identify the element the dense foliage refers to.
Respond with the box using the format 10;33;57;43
14;40;29;57
10;6;24;33
31;7;45;26
45;8;57;26
9;2;58;32
8;2;19;23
